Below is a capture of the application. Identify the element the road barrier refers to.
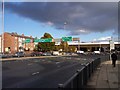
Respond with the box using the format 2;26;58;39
58;58;101;89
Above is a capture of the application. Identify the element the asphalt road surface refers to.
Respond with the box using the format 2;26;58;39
2;54;110;88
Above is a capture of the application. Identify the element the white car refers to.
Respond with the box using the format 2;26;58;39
52;51;59;55
77;51;84;54
94;51;100;54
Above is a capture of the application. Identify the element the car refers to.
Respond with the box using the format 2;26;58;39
30;52;43;56
77;50;84;54
42;52;52;56
14;52;25;57
52;51;59;56
0;53;8;58
94;51;100;54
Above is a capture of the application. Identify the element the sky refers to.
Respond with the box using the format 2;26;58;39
3;2;118;42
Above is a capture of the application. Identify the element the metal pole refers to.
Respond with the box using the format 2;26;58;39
63;22;66;53
78;39;80;51
109;37;112;61
99;43;101;53
2;0;4;54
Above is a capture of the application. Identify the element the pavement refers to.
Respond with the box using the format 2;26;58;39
87;60;120;89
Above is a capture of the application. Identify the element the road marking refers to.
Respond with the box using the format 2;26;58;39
28;63;33;65
32;72;39;75
56;62;60;64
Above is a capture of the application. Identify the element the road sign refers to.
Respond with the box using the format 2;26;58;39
62;37;72;41
109;40;115;50
34;39;39;42
25;39;31;43
34;38;52;42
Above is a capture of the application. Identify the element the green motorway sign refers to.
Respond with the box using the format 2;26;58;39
25;39;31;43
62;37;72;41
34;38;52;42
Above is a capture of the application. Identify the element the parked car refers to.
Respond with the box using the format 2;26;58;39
93;51;100;54
42;52;52;56
0;53;8;58
52;51;59;56
77;50;84;54
30;52;43;56
14;52;25;57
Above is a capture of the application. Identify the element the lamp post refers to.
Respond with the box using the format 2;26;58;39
63;22;67;53
1;0;4;54
78;38;80;51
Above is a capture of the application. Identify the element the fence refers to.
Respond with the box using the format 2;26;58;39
58;58;101;89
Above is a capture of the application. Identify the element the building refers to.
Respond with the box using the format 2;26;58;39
0;35;1;53
2;32;35;54
55;39;120;52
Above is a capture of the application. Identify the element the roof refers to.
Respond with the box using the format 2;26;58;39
5;32;34;39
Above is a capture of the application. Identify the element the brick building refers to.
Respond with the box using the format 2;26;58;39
2;32;35;54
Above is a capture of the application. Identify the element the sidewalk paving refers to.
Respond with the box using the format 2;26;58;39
87;60;120;89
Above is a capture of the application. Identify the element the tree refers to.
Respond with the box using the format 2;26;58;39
68;46;76;52
59;41;69;52
38;33;55;52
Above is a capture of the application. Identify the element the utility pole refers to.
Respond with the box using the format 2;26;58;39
1;0;4;54
78;38;80;51
63;22;67;53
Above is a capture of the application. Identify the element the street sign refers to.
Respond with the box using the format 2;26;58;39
62;37;72;41
25;39;31;43
72;38;80;41
34;38;52;42
34;39;39;42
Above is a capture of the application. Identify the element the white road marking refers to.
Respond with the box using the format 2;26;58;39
28;63;33;65
56;62;60;64
32;72;39;75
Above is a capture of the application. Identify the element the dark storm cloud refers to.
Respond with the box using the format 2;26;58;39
5;2;118;35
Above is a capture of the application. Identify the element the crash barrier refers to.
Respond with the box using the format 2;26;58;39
58;58;101;89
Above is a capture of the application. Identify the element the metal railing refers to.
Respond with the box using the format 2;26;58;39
58;58;101;89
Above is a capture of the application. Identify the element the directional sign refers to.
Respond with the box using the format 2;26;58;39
62;37;72;41
34;39;39;42
34;38;52;42
25;39;31;43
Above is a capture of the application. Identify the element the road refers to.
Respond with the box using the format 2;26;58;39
2;54;110;88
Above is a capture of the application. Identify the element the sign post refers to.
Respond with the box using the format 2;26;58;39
62;37;72;52
109;39;114;60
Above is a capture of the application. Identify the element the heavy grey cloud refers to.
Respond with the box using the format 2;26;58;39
5;2;118;35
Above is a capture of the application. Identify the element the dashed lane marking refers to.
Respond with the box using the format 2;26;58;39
32;72;39;75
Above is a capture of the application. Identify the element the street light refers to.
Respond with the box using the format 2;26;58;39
1;0;4;54
63;22;67;53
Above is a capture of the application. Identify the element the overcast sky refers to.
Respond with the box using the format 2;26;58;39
4;2;118;41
